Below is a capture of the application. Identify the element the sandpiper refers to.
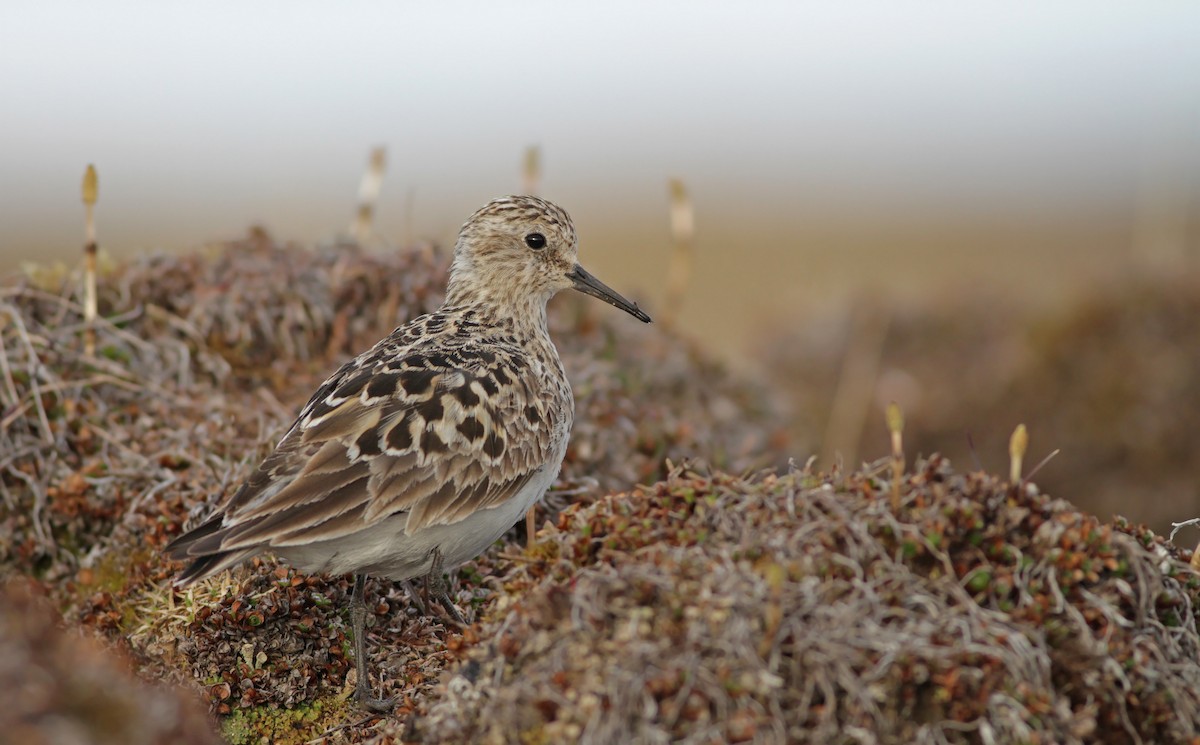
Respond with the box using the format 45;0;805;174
166;195;651;710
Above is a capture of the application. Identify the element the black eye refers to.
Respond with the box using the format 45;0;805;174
524;232;546;250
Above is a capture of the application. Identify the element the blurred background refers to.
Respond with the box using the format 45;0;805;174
2;1;1199;528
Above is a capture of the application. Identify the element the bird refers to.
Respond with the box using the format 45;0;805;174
166;195;651;711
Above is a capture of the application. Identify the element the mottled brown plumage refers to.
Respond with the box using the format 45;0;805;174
166;195;650;710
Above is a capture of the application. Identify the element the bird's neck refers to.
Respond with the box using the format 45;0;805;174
443;282;551;337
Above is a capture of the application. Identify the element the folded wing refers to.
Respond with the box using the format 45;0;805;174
166;345;551;580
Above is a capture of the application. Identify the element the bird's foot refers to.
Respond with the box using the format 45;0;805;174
353;681;397;714
348;573;395;715
425;546;468;627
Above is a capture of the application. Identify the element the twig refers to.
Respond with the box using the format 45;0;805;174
3;372;191;422
312;713;381;743
1023;448;1060;483
255;386;293;423
0;400;34;432
4;307;53;442
965;430;984;472
0;310;21;409
125;474;178;523
6;463;51;547
84;423;154;465
1169;518;1200;543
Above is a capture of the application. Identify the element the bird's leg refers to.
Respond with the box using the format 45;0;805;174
424;546;467;626
525;505;537;550
400;579;428;617
349;573;395;713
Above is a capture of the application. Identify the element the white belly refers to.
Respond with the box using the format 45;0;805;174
276;454;562;580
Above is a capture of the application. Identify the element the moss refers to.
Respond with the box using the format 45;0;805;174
99;344;132;363
220;696;351;745
78;547;151;598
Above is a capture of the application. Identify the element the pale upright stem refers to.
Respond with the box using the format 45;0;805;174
1009;424;1028;484
81;164;99;356
886;402;905;461
351;146;387;244
403;186;417;247
522;145;541;196
662;178;694;329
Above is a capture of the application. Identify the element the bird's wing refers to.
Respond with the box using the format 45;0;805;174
171;344;556;557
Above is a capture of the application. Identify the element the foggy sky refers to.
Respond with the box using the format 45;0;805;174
2;1;1198;261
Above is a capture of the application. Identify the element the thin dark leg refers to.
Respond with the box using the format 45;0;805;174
525;505;537;550
424;547;467;626
349;573;395;713
400;579;427;616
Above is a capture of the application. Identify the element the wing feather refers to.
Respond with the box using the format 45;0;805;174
174;334;562;570
219;471;369;549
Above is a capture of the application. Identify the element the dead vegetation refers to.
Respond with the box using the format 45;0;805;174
0;232;786;743
415;461;1200;744
3;235;1199;743
765;275;1200;535
5;132;1195;744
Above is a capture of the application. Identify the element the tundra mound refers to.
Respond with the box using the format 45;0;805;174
415;460;1200;744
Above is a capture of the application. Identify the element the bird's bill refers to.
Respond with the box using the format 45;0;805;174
568;264;652;323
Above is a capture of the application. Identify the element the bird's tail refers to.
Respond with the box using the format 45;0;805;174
165;514;254;586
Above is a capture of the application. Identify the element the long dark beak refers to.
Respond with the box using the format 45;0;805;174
568;264;652;323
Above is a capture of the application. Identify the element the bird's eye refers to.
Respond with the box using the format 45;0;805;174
524;232;546;250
